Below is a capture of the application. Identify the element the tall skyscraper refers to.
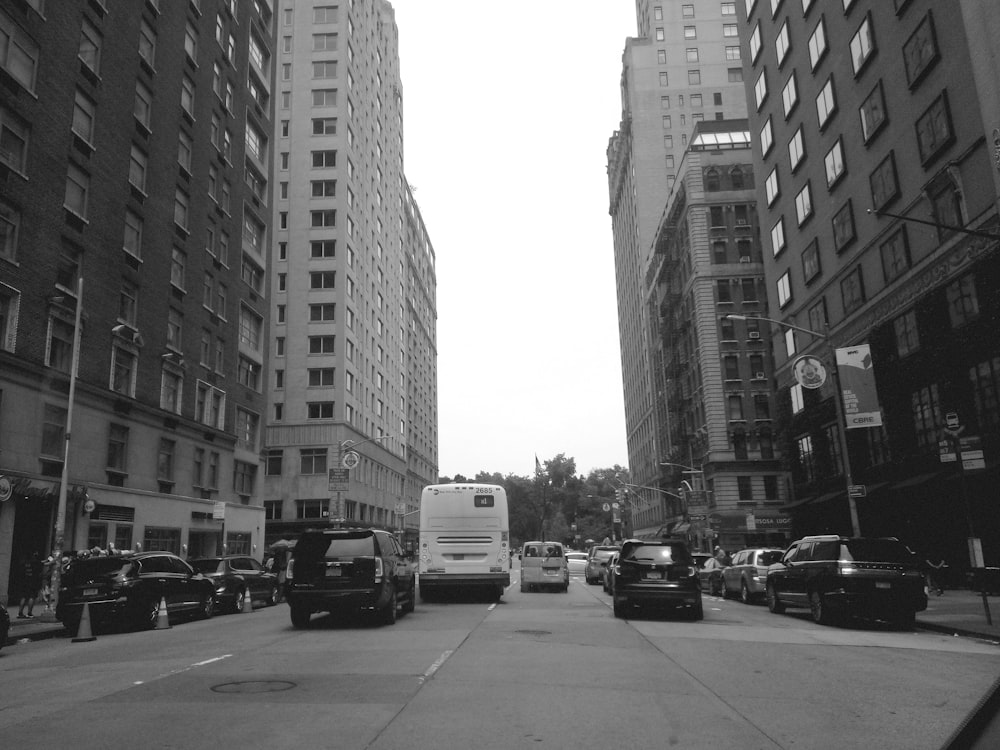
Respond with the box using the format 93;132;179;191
741;0;1000;560
0;0;274;601
608;1;754;536
263;0;437;548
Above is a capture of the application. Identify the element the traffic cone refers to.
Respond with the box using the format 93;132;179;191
154;596;171;629
72;602;97;642
242;588;253;614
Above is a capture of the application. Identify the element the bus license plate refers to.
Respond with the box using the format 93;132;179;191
875;581;890;589
325;568;341;577
83;588;98;597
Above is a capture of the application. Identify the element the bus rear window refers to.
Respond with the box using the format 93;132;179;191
473;495;494;507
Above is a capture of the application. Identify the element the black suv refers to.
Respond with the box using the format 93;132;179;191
286;528;415;627
765;535;927;627
56;552;215;633
610;538;703;620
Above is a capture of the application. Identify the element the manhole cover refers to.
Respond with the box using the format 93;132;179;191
514;629;551;637
211;680;296;694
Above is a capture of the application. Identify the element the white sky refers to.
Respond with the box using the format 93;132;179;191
392;1;637;480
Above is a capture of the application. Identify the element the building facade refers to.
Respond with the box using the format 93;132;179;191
740;0;1000;567
0;0;275;601
262;0;437;550
608;1;758;537
648;121;790;552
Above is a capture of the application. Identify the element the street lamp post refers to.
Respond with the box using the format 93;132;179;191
48;278;84;620
725;313;862;537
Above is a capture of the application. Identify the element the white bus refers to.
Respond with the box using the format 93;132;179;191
418;483;510;601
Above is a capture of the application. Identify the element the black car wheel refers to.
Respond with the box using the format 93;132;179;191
380;587;397;626
809;590;835;626
766;583;785;614
740;580;752;605
290;604;311;629
201;593;215;620
403;579;416;613
612;595;626;618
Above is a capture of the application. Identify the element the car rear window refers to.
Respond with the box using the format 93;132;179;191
757;551;783;566
190;559;224;574
622;543;691;563
297;532;375;559
524;544;562;558
841;539;916;564
590;548;618;560
63;557;136;583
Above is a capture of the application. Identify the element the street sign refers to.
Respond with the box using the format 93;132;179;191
959;435;985;470
939;439;957;463
848;484;867;498
212;501;226;520
328;468;349;492
946;412;960;429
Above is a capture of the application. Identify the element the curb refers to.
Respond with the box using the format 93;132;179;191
3;625;67;648
916;620;1000;643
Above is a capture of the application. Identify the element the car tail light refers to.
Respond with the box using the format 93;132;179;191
374;557;384;582
286;559;295;581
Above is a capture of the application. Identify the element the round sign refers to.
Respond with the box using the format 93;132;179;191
792;355;827;389
341;451;360;470
83;498;96;513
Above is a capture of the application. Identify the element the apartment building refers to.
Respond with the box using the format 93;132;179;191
263;0;437;549
0;0;274;601
608;1;757;537
741;0;1000;564
646;120;790;551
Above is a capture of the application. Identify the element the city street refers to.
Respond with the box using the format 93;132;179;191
0;567;997;750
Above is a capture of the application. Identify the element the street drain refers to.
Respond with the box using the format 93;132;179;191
515;629;551;637
211;680;297;694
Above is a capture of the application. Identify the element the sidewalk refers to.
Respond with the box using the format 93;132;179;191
5;590;1000;647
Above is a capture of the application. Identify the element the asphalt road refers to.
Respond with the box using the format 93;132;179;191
0;569;997;750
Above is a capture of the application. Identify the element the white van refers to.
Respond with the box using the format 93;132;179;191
519;541;568;593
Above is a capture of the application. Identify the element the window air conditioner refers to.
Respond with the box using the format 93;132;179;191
749;331;761;339
739;255;752;263
755;371;766;379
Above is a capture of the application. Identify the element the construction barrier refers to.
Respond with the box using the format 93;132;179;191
154;596;171;629
72;602;97;642
242;588;253;614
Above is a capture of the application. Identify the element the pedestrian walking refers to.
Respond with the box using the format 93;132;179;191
924;556;947;595
16;552;44;619
41;554;56;612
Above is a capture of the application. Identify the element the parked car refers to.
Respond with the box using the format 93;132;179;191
520;541;569;592
721;547;785;603
565;551;588;576
55;552;215;634
602;552;620;594
189;555;280;614
610;538;702;620
585;545;620;585
0;602;9;651
692;552;724;596
285;527;415;627
765;535;927;628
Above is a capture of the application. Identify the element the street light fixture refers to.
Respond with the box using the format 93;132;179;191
724;313;862;536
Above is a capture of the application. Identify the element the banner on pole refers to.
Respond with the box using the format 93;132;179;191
836;344;883;429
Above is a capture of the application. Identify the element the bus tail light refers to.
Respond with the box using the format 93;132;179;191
374;557;384;582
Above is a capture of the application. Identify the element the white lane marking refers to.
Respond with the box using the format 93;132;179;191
419;650;454;684
133;653;233;685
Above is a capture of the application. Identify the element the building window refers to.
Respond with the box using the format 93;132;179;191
71;90;96;145
797;435;816;483
791;384;804;415
41;404;66;458
869;151;899;210
795;182;813;225
759;117;773;156
946;274;979;327
911;383;941;448
824;138;846;187
775;21;790;66
111;346;137;396
754;69;768;110
265;450;283;477
765;167;779;206
312;149;337;168
308;368;335;386
781;73;798;118
174;189;190;231
749;22;762;62
313;33;337;51
123;210;143;257
788;127;805;172
840;266;866;313
138;20;156;68
296;499;328;520
808;298;828;333
265;500;283;520
879;227;910;283
688;69;701;85
307;401;334;419
107;423;128;474
310;271;336;290
816;77;837;129
157;438;175;484
233;461;255;497
928;173;963;241
65;163;89;218
47;317;74;372
969;358;1000;432
300;448;328;475
915;92;953;165
78;18;101;75
196;381;226;429
235;407;259;451
808;18;827;70
894;310;920;358
802;238;821;283
777;270;792;308
770;217;786;257
832;200;856;252
859;80;887;143
238;305;263;353
903;12;939;88
308;336;335;354
850;13;876;75
728;395;744;421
